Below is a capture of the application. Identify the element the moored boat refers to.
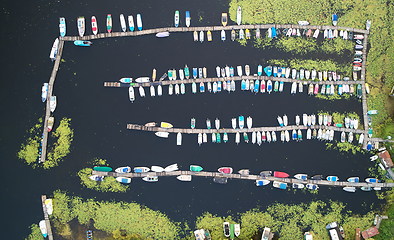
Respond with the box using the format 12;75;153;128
134;167;150;173
50;96;57;112
120;14;126;32
273;181;287;189
221;13;228;27
106;14;112;33
49;38;59;61
45;199;53;215
77;16;85;37
343;187;356;193
42;83;48;102
218;167;233;174
155;132;169;138
116;177;131;184
93;166;112;172
274;171;289;178
365;178;379;183
347;177;359;182
174;10;179;27
160;122;173;128
89;175;104;181
185;11;191;27
136;14;142;31
306;184;319;190
327;176;339;181
128;15;134;31
177;132;182;146
294;174;307;180
177;175;192;181
190;165;203;172
59;17;66;37
223;222;230;237
39;220;48;238
115;166;131;173
156;31;170;38
142;176;158;182
74;40;92;46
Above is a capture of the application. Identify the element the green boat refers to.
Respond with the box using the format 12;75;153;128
204;229;211;240
168;69;173;80
274;81;279;92
185;65;190;79
244;132;249;143
357;84;362;98
216;133;221;143
93;166;112;172
326;84;330;95
190;165;203;172
230;224;235;239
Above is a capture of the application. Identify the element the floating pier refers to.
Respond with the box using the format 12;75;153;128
104;76;361;88
126;123;365;135
41;195;54;240
60;24;368;42
92;170;394;189
41;40;64;163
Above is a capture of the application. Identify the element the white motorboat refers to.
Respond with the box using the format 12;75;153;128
150;85;155;97
247;116;252;129
155;132;169;138
177;132;182;146
139;86;145;97
177;175;192;181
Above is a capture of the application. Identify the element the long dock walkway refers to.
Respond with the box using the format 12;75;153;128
61;24;368;41
127;123;364;135
104;76;361;88
92;170;394;188
41;195;54;240
40;40;64;163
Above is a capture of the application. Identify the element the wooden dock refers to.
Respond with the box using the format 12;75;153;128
126;123;365;135
60;24;368;42
40;40;64;163
91;170;394;188
41;195;54;240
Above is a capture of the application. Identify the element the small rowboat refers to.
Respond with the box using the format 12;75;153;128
274;171;289;178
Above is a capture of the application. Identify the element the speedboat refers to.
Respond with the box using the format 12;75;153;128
267;80;272;94
59;17;66;37
239;29;244;39
115;166;131;173
42;83;48;102
273;181;287;189
245;65;250;76
177;175;192;181
347;177;359;182
247;116;253;129
74;40;92;46
49;38;59;61
215;118;220;130
256;28;260;38
116;177;131;184
223;222;230;237
155;132;169;138
295;115;300;126
327;176;339;181
207;30;212;41
332;14;337;26
200;82;205;92
237;65;243;77
77;16;85;37
139;86;145;97
221;30;226;41
255;180;270;186
185;11;191;27
174;10;179;27
142;176;158;182
234;224;240;237
237;6;242;25
264;66;272;76
221;13;228;27
235;132;240;145
365;178;379;183
239;115;244;129
291;82;297;94
203;133;207;143
218;167;233;174
106;14;112;33
294;174;307;180
292;183;305;189
232;118;237;129
89;175;104;181
306;184;319;190
39;220;48;238
277;116;283;127
285;130;290;142
223;132;228;143
136;14;142;31
50;96;57;112
283;115;288;126
311;175;323;180
128;15;134;31
134;167;150;173
164;163;178;172
303;114;307;127
120;14;126;32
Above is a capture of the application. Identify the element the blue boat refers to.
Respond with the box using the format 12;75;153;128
327;176;339;181
347;177;359;183
267;80;272;93
332;14;337;26
367;141;372;151
217;81;222;92
87;230;93;240
254;80;259;93
74;40;92;46
185;11;190;27
200;82;205;92
230;67;234;77
227;80;231;91
306;184;319;190
239;115;244;129
193;68;197;79
264;66;272;76
257;65;262;76
281;67;286;77
292;130;297;140
273;181;287;189
278;67;282;76
273;66;277;77
365;178;379;183
367;110;378;115
338;84;343;95
272;27;277;38
241;80;246;90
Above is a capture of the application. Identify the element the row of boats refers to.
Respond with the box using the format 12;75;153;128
60;14;143;38
39;199;53;237
90;166;382;193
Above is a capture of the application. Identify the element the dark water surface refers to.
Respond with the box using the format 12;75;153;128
0;0;382;239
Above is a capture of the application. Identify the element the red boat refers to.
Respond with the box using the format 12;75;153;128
274;171;289;178
218;167;233;174
314;84;319;95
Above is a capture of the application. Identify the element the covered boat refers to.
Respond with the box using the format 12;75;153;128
273;181;287;189
218;167;233;174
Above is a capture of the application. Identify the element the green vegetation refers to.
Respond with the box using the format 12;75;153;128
50;190;180;240
18;118;43;168
77;158;129;193
44;118;73;169
18;117;73;169
25;223;44;240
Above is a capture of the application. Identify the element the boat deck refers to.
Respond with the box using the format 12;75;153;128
92;170;394;188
